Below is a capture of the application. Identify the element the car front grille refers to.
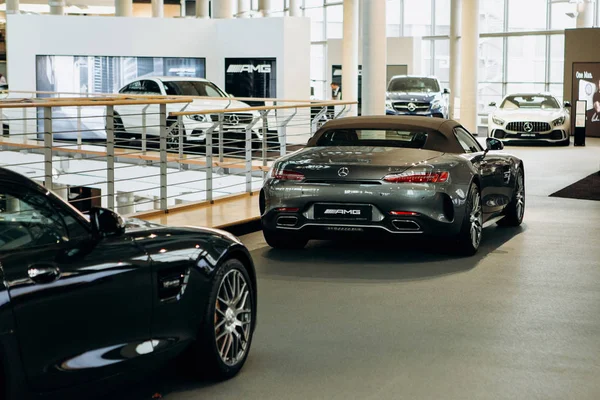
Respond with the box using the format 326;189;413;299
505;121;551;132
210;113;255;126
393;101;430;112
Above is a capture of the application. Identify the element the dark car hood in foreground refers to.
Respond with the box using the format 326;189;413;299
279;146;444;180
124;217;242;244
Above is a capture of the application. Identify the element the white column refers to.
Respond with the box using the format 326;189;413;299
238;0;251;17
259;0;272;17
196;0;209;17
213;0;234;18
449;0;461;120
152;0;164;17
5;0;19;14
49;0;65;15
288;0;300;16
459;0;479;132
115;0;132;16
576;0;594;28
180;0;186;17
360;0;386;116
342;0;359;116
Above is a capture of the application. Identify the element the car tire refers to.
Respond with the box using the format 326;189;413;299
455;183;483;256
497;166;525;227
263;228;307;250
189;257;255;381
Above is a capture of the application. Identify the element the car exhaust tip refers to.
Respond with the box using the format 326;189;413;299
391;220;421;231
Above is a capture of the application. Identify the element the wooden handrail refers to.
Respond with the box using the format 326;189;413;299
169;100;358;116
0;96;196;108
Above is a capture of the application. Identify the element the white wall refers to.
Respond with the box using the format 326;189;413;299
6;14;311;100
327;36;422;88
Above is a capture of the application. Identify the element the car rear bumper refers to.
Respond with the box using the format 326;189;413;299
261;182;468;239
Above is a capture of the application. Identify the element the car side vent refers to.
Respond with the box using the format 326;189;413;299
158;267;190;303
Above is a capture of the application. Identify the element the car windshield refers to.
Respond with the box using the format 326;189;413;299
316;129;430;149
388;77;440;93
500;95;560;110
162;81;227;97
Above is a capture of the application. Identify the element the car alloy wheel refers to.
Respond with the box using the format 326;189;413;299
214;269;252;367
515;172;525;221
469;186;483;250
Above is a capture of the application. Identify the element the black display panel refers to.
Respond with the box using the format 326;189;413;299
225;58;277;106
571;62;600;137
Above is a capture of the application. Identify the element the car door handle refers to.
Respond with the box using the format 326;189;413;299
28;264;61;284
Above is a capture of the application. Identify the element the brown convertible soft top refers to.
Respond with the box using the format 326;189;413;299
307;115;468;154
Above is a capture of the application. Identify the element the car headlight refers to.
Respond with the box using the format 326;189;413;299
385;100;394;111
552;116;566;127
186;114;206;122
431;100;442;110
492;115;505;126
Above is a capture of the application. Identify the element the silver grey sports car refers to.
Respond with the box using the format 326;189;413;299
259;116;525;256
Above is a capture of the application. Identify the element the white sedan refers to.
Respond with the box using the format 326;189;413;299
487;93;571;146
114;77;264;149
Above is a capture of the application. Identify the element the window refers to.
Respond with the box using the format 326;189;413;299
551;2;577;30
388;76;440;93
506;35;547;84
316;129;430;149
508;0;547;32
480;0;506;34
326;4;343;39
434;0;450;36
499;94;560;110
404;0;432;36
142;80;162;95
162;81;226;97
0;190;68;251
454;127;482;153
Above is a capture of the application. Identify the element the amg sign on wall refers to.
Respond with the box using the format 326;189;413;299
225;58;276;106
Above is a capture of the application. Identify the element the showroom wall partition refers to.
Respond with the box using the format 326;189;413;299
302;0;599;127
6;14;310;101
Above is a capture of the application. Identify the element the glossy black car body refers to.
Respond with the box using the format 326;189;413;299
0;168;257;399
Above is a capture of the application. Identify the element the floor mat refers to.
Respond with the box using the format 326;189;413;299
549;171;600;201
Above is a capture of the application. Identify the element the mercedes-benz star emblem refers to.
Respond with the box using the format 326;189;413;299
407;103;417;112
338;167;349;177
225;114;240;125
523;122;534;133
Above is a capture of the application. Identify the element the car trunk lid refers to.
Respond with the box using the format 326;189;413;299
279;146;444;182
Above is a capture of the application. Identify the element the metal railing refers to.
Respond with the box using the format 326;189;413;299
0;92;356;217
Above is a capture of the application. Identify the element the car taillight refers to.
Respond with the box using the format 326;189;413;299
390;211;419;216
383;171;449;183
274;170;305;181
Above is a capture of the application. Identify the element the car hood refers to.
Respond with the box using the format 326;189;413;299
493;108;566;121
386;92;440;103
123;217;240;242
277;146;444;180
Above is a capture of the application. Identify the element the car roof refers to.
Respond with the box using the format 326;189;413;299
316;115;461;133
389;75;439;80
149;76;210;83
0;166;44;191
308;116;466;153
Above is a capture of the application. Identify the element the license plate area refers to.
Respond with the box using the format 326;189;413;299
520;133;537;138
314;204;372;221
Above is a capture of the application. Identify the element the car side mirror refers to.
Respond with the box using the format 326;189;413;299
564;101;571;108
443;88;450;95
489;102;497;107
486;137;504;151
90;207;125;238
